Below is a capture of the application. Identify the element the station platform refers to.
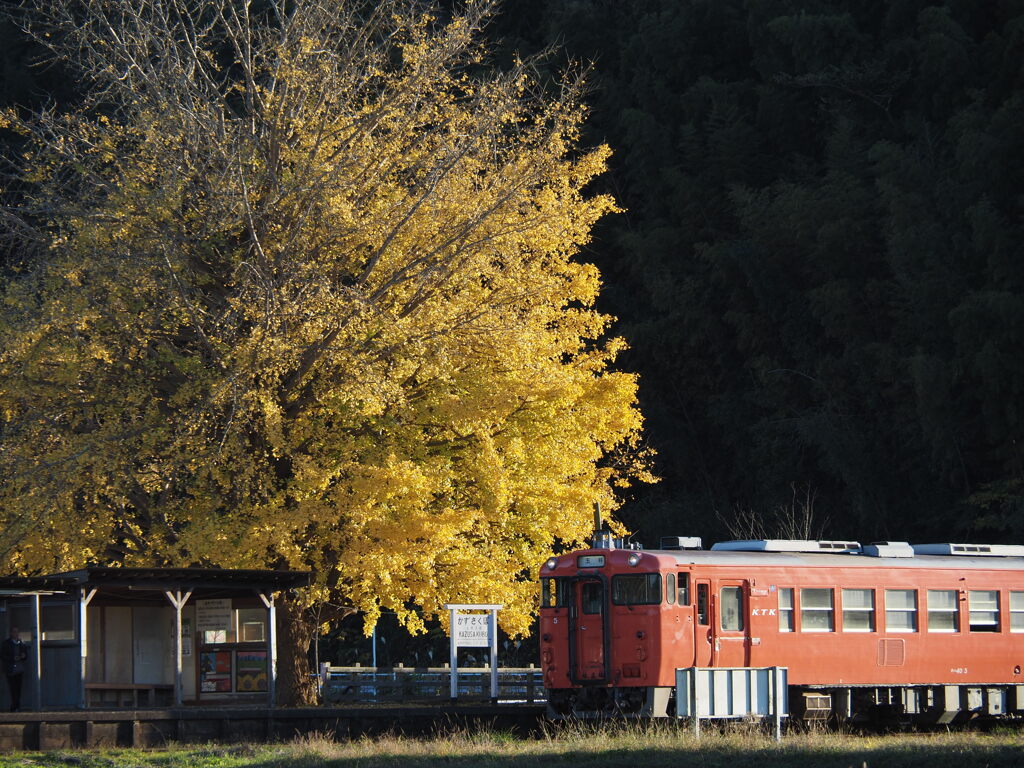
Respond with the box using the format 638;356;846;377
0;703;546;750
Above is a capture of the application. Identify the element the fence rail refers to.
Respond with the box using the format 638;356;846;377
319;665;545;704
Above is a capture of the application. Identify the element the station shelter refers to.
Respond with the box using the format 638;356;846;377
0;567;310;709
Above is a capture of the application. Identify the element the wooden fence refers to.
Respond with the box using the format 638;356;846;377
318;665;545;704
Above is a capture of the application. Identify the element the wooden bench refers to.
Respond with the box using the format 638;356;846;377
85;682;174;708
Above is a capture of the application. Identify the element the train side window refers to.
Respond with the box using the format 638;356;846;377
611;574;661;606
720;587;744;632
696;583;709;624
678;573;690;606
800;588;834;632
969;590;999;632
927;590;959;632
778;588;794;632
885;589;918;632
666;573;676;605
842;589;875;632
1010;592;1024;633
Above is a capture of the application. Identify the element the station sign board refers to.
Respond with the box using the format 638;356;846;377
452;613;489;647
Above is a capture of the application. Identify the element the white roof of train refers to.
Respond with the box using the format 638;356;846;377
630;539;1024;570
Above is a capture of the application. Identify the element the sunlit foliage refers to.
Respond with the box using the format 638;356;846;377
0;0;650;640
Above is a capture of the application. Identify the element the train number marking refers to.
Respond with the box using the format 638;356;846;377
950;667;968;675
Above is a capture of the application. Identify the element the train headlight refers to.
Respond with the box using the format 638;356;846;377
627;553;641;566
545;557;558;571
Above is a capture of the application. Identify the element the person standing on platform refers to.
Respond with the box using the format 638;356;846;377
1;627;29;711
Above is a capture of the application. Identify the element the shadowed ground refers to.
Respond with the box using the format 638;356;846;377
4;722;1022;768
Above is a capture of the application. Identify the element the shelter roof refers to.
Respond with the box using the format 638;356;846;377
0;574;77;593
1;567;311;594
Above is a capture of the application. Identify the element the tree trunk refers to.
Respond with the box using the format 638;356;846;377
275;593;318;707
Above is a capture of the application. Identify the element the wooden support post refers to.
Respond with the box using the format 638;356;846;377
79;588;97;709
30;593;41;709
257;591;277;707
163;590;193;707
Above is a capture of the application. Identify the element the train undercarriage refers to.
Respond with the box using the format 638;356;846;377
548;683;1024;725
813;683;1024;725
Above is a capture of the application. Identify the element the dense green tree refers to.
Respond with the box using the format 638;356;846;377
496;0;1024;542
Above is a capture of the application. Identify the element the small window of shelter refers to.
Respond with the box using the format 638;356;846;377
40;604;76;641
2;601;74;643
5;606;37;642
198;606;269;644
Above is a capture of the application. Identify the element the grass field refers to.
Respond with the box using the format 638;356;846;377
1;722;1022;768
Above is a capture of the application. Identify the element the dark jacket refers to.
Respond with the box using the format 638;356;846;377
1;638;28;676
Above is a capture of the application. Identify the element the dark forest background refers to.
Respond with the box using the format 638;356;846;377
3;0;1022;547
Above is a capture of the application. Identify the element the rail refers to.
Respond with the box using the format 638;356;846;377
318;664;545;704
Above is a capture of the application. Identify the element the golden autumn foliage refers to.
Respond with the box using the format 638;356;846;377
0;0;651;645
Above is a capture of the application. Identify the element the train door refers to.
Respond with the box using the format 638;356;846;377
714;579;750;667
569;576;609;683
693;579;712;666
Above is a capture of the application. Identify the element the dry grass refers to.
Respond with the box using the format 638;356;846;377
3;721;1023;768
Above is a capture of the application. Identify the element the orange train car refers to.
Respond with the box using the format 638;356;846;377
539;534;1024;723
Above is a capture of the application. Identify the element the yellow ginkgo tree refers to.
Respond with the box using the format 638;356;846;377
0;0;652;702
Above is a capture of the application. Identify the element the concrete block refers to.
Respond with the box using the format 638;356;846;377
269;718;305;742
222;718;268;742
132;719;176;748
85;721;127;748
0;723;30;751
39;722;73;750
178;717;222;743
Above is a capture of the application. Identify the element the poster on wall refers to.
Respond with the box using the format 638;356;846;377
182;617;192;657
199;650;232;693
196;599;232;633
235;650;268;692
171;618;193;657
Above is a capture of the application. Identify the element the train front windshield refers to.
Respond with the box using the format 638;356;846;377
541;577;572;607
